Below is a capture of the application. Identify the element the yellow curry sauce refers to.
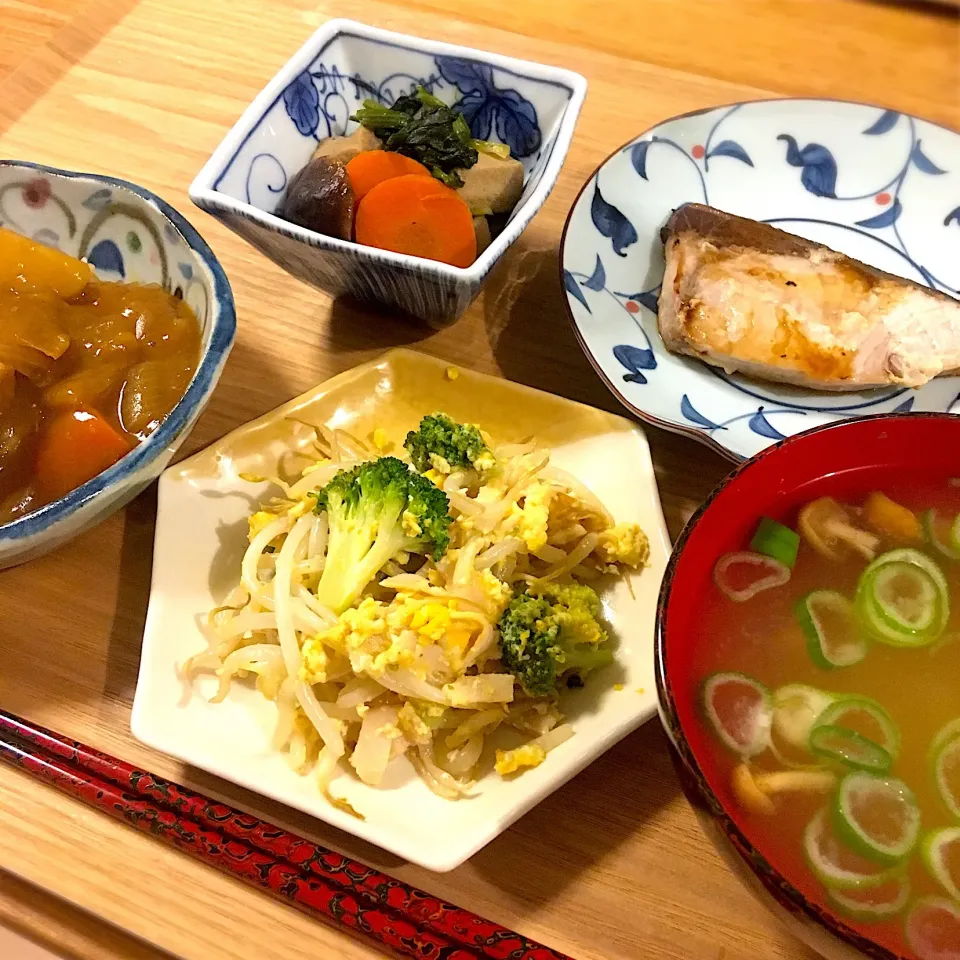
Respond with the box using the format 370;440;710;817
0;226;201;523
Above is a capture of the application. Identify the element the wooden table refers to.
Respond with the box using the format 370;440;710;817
0;1;956;958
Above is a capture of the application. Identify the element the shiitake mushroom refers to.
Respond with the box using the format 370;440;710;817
277;157;355;240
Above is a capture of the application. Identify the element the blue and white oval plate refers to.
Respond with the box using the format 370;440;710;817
560;98;960;461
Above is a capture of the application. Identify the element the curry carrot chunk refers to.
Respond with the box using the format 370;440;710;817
354;174;477;268
863;491;922;542
0;226;91;299
34;408;133;501
345;150;431;203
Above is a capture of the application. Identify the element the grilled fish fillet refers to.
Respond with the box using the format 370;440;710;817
657;203;960;390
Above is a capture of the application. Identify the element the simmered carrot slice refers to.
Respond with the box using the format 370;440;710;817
34;408;133;501
345;151;431;203
355;174;477;268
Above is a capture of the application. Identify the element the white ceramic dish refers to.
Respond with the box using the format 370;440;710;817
191;19;586;326
560;99;960;461
131;349;670;872
0;160;235;568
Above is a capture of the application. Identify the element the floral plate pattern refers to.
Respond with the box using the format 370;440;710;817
560;99;960;461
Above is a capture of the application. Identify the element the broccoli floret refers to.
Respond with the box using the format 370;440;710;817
498;583;612;697
313;457;451;614
403;413;495;474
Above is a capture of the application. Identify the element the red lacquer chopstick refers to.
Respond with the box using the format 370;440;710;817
0;710;571;960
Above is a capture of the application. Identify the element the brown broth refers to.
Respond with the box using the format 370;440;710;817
695;480;960;957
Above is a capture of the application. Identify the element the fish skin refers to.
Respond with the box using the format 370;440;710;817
657;203;960;391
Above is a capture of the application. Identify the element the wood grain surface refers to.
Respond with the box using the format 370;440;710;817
0;1;956;958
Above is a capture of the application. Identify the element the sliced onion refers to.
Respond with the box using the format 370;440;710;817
445;707;504;748
296;680;344;758
534;532;599;583
714;551;791;602
476;537;523;569
532;723;574;753
539;466;614;525
446;489;484;517
336;676;386;708
439;735;483;776
350;704;399;786
375;667;448;704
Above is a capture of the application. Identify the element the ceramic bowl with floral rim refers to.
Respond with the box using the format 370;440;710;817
655;413;960;960
560;99;960;462
190;19;586;327
131;348;671;872
0;160;235;567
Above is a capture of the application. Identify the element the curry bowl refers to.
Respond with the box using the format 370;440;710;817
656;414;960;960
189;19;586;326
0;160;235;567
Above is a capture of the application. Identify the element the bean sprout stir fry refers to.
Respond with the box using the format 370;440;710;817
184;414;648;810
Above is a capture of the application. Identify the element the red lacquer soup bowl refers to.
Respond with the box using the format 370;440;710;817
655;414;960;960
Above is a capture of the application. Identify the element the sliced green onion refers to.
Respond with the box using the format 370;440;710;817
772;684;836;751
809;724;892;774
702;672;772;758
923;508;960;561
855;548;949;646
932;732;960;819
832;772;921;865
750;516;800;568
904;898;960;960
828;874;910;921
803;807;896;889
815;696;900;760
796;590;868;670
473;139;511;160
921;827;960;901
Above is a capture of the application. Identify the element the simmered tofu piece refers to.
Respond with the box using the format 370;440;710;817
312;126;382;165
456;152;524;215
473;217;492;256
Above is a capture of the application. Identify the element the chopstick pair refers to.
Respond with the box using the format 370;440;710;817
0;710;571;960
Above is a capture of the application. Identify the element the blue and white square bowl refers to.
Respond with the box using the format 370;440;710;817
189;19;587;326
0;161;235;568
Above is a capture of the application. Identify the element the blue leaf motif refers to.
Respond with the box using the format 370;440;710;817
491;87;541;158
777;135;837;198
707;140;753;167
635;289;659;313
82;188;112;210
456;93;496;141
591;182;637;258
862;110;899;136
748;409;785;440
178;262;193;281
680;395;721;430
582;256;606;292
435;57;495;96
630;141;652;179
87;239;125;277
282;72;319;137
563;270;590;314
944;206;960;228
856;200;902;229
613;344;656;384
893;397;915;413
911;142;947;176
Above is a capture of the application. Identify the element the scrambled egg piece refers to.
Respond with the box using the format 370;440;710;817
397;702;432;745
372;427;388;450
300;593;479;680
478;569;512;618
401;509;422;538
596;522;650;568
248;510;277;541
518;482;553;552
495;743;546;776
474;449;496;473
423;467;446;487
429;453;453;474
